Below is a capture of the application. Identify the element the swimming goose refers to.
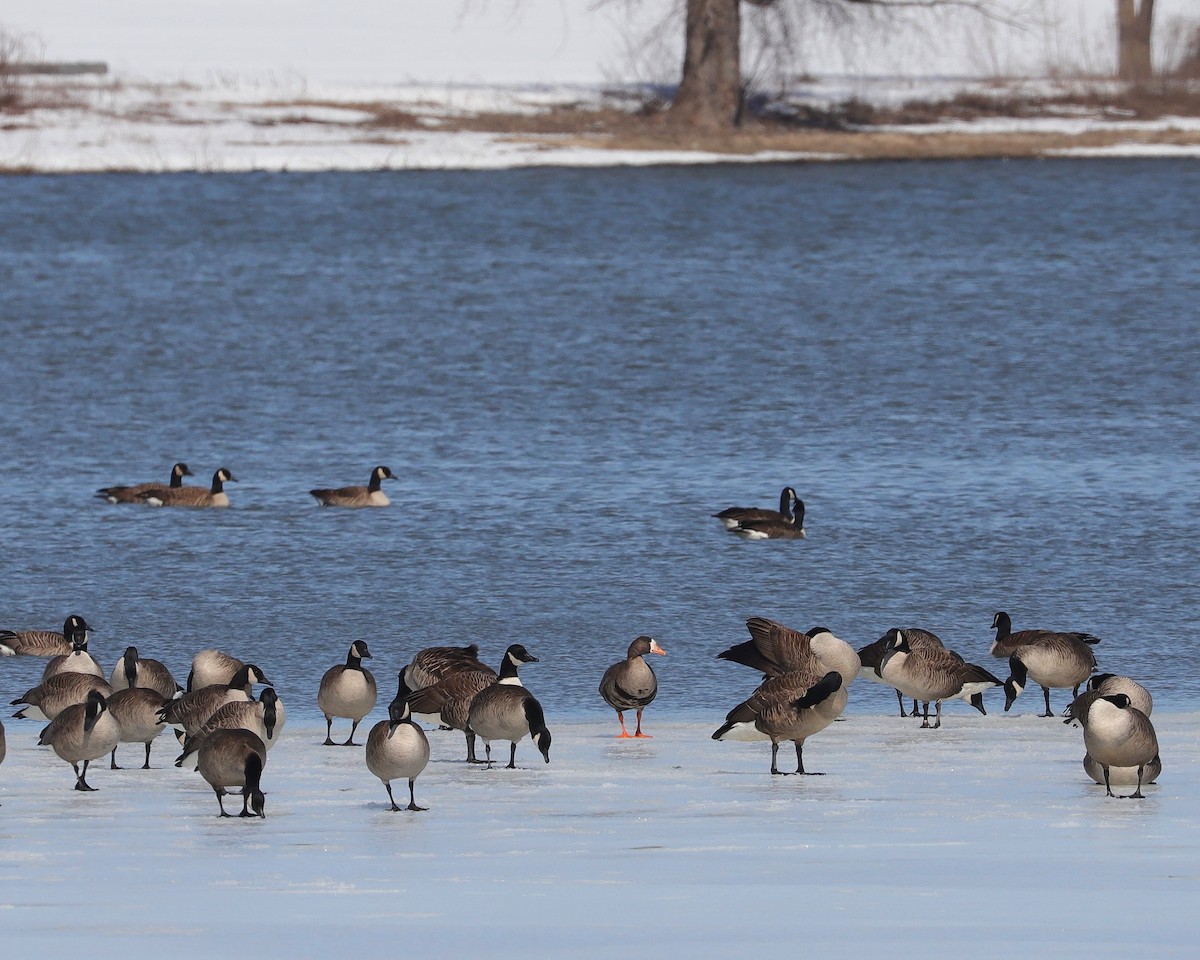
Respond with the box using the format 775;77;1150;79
466;672;552;769
599;635;666;738
195;728;267;818
140;467;236;507
402;642;490;692
158;663;272;736
37;689;121;791
1063;674;1153;728
0;614;91;658
187;648;246;692
365;674;431;811
992;611;1099;717
105;687;169;769
42;630;105;682
175;689;284;769
878;629;1000;728
12;672;113;722
1082;694;1160;798
310;465;396;507
732;501;807;540
317;640;377;746
714;487;798;530
712;669;846;774
109;645;181;699
718;617;858;686
96;462;193;503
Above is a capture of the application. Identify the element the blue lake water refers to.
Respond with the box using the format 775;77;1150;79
1;159;1197;722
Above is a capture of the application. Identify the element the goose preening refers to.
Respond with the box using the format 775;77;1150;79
105;687;169;769
714;486;798;530
731;500;807;540
857;628;951;717
718;617;859;690
310;465;396;507
140;468;236;507
96;462;193;503
109;646;181;699
712;669;846;775
42;629;105;682
992;611;1099;717
365;675;431;811
1063;674;1153;728
176;688;284;770
466;673;552;769
402;642;490;692
12;672;113;722
1082;694;1160;798
878;629;1001;728
187;649;246;692
195;728;268;818
37;690;121;791
599;635;666;738
1;614;91;658
317;640;377;746
158;664;272;737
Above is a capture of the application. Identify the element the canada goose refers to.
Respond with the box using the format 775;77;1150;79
1063;674;1153;728
992;611;1099;717
732;501;807;540
42;630;105;682
158;664;272;736
1083;752;1161;787
365;674;431;811
187;648;245;692
140;468;236;507
407;644;538;763
12;672;113;722
1082;694;1160;798
317;640;377;746
712;669;846;774
599;635;666;738
195;728;267;818
175;688;284;770
402;642;489;692
310;465;396;507
466;678;552;769
718;617;858;687
105;687;169;769
37;689;121;791
858;628;947;717
96;462;193;503
109;645;181;699
714;487;798;530
0;614;91;658
878;629;1000;729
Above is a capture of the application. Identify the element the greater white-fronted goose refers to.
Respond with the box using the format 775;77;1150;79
109;645;180;699
158;663;272;736
878;629;1001;728
365;674;431;811
599;635;666;738
402;642;489;692
466;675;552;769
195;728;267;818
712;669;846;774
96;462;193;503
1;614;91;658
12;672;113;722
310;465;396;507
37;689;121;791
105;687;169;769
992;611;1099;716
317;640;377;746
732;500;807;540
187;648;246;692
140;468;236;507
714;486;798;530
1083;694;1160;798
175;688;284;769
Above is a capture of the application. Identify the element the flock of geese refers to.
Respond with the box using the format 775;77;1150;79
0;475;1164;818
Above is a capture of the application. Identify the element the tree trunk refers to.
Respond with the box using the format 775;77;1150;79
1117;0;1155;81
669;0;743;130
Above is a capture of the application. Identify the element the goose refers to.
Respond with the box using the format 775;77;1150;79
105;687;169;769
857;628;949;717
317;640;377;746
175;689;284;769
0;614;91;658
879;629;1000;728
714;486;798;530
1063;674;1153;728
37;689;121;791
365;674;431;811
109;645;181;699
158;663;272;736
466;677;552;769
991;611;1099;717
1;718;6;795
718;617;858;688
96;462;193;503
1083;752;1161;788
187;648;245;692
42;630;105;682
712;669;846;775
732;501;807;540
599;635;666;738
407;644;538;762
402;642;490;692
12;672;113;722
1082;694;1160;798
140;467;236;507
310;465;396;507
195;728;267;818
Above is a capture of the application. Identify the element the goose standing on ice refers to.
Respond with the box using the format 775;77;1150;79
158;664;272;737
402;642;490;692
96;462;193;503
1082;694;1160;799
714;486;798;530
466;664;552;769
140;468;236;507
317;640;377;746
38;689;121;791
196;728;268;818
599;635;666;738
105;687;169;769
365;674;431;811
878;629;1000;729
187;648;246;692
12;672;113;722
992;611;1099;717
109;646;180;699
309;465;396;507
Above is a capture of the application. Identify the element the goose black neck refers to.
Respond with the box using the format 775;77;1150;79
498;654;522;681
123;649;138;688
